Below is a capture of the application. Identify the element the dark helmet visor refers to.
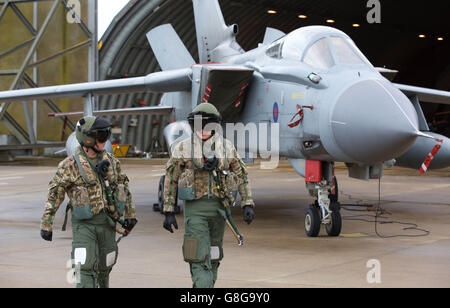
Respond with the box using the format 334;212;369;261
87;127;111;143
188;111;221;130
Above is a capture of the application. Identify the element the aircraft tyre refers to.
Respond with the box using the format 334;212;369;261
325;209;342;237
305;207;321;237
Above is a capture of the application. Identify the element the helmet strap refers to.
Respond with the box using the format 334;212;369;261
83;144;102;156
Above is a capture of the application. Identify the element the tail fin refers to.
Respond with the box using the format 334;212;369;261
192;0;243;63
147;24;195;71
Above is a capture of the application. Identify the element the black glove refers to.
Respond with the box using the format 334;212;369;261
123;218;138;232
40;230;53;241
95;160;110;179
203;155;218;171
243;205;255;225
163;212;178;233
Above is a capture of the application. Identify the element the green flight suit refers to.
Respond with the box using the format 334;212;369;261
41;147;136;288
164;134;254;288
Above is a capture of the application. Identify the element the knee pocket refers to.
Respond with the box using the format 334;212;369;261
72;242;96;272
183;237;223;263
210;245;223;262
183;237;207;263
99;248;118;271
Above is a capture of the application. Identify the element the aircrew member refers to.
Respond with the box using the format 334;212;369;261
162;103;255;288
40;116;137;288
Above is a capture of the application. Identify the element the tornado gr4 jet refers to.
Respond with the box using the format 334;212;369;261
0;0;449;237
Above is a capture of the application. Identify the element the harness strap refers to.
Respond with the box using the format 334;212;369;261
61;202;73;231
73;151;96;185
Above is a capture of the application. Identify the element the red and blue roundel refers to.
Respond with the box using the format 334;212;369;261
273;102;279;123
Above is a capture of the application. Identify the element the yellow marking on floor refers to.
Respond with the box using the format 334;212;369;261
340;233;369;238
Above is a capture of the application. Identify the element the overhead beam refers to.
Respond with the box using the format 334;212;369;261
0;142;64;151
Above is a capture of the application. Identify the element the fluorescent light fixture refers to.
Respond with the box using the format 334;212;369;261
326;19;335;23
267;10;277;14
352;23;360;27
298;14;307;19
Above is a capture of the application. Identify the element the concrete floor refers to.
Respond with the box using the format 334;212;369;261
0;158;449;288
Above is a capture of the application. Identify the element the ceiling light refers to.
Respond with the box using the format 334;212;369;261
437;37;444;41
298;15;307;19
352;23;360;27
326;19;335;23
418;34;426;38
267;10;277;14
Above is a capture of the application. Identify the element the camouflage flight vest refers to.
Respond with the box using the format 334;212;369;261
62;151;127;230
177;135;238;202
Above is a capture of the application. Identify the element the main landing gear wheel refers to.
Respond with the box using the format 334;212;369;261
153;175;181;214
305;207;321;237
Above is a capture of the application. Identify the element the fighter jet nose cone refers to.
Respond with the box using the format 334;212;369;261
331;79;419;163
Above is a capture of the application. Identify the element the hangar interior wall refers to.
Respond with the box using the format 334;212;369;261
0;0;89;144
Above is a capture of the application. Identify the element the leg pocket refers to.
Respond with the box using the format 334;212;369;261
183;237;199;262
71;241;96;272
97;224;118;271
210;246;223;261
183;236;209;263
183;216;210;263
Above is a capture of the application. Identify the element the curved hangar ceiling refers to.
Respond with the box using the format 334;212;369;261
99;0;450;152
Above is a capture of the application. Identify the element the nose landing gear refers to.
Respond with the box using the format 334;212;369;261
304;160;342;237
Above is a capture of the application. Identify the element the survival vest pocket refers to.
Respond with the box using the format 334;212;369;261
71;186;93;220
178;169;195;200
114;184;127;217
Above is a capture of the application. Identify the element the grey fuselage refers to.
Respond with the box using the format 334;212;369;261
223;26;426;165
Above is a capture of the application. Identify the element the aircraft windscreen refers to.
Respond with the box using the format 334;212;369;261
330;36;365;66
302;38;335;70
278;27;368;70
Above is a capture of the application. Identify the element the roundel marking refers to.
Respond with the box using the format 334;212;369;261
273;102;279;123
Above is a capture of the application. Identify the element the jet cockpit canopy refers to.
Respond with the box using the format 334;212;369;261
266;26;372;70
